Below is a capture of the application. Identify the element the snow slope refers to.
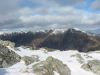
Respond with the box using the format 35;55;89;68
0;46;99;75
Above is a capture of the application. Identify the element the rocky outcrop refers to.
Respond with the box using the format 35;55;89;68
0;40;15;48
0;44;21;68
32;56;71;75
82;60;100;75
22;55;39;65
71;53;84;64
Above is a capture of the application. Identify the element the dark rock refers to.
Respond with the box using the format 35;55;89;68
0;44;21;68
22;55;39;65
40;28;100;52
0;28;100;52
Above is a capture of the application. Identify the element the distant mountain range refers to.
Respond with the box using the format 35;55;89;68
88;29;100;34
0;28;100;75
0;28;100;52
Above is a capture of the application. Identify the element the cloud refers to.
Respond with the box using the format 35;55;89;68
91;0;100;10
19;7;83;24
0;0;20;14
19;7;100;31
48;0;85;6
20;14;100;25
0;0;99;32
19;6;86;16
0;0;21;25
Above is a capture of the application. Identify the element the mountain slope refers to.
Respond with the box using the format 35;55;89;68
39;28;100;52
0;28;100;52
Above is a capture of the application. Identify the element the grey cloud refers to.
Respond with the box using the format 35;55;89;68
0;0;20;14
1;5;99;31
0;19;24;30
0;0;22;31
0;0;21;29
0;0;99;32
19;6;85;16
19;12;100;30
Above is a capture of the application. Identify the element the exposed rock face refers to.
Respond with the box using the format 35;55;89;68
0;40;15;48
0;28;100;52
82;60;100;75
0;44;21;68
71;53;84;64
0;31;50;47
22;55;39;65
32;56;71;75
40;29;100;52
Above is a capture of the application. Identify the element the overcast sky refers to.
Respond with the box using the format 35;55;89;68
0;0;100;32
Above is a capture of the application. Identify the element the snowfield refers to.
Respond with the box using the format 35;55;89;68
0;46;99;75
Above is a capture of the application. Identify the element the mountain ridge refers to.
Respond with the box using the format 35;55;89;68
0;28;100;52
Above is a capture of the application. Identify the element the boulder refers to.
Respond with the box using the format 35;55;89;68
22;55;39;65
32;56;71;75
0;44;21;68
71;53;84;64
0;40;15;48
82;60;100;75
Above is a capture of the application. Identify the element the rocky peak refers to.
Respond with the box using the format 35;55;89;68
0;44;21;68
32;56;71;75
66;28;86;35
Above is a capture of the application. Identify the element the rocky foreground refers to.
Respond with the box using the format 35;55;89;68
0;40;20;68
0;42;100;75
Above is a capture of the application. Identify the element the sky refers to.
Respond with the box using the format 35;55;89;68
0;0;100;32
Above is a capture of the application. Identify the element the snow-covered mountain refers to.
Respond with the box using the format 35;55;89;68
0;28;100;52
51;28;86;34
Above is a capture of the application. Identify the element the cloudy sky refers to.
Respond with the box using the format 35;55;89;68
0;0;100;32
